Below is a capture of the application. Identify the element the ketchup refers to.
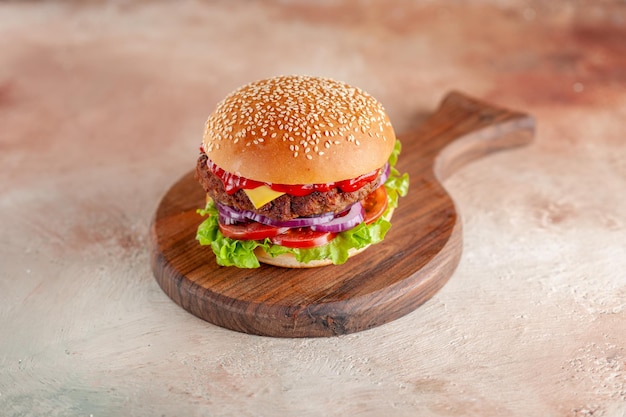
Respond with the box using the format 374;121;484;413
204;157;379;196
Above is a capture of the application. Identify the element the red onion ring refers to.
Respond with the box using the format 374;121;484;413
216;203;336;228
310;202;365;233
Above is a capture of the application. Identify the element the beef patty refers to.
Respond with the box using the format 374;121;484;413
195;154;382;221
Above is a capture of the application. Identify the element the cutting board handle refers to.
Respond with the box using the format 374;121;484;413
403;91;535;181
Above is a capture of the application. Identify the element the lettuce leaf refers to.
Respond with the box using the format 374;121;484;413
196;140;410;268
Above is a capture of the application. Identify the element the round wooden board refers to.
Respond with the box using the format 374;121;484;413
150;92;534;337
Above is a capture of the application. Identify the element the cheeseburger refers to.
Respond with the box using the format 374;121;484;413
195;75;409;268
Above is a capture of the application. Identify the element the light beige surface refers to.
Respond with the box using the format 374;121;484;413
1;1;625;416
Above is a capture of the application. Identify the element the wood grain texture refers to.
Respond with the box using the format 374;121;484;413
150;91;534;337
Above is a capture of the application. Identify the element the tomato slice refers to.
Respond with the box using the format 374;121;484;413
219;222;334;248
270;228;336;249
219;222;288;241
362;186;388;224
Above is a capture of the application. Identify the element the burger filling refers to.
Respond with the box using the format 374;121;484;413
196;140;409;268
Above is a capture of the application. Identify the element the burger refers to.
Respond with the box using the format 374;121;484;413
195;75;409;268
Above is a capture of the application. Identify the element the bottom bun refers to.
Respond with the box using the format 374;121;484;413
254;245;371;268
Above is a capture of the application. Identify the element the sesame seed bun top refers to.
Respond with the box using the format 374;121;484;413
202;75;396;184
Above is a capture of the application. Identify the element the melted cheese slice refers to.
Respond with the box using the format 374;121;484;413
243;185;285;209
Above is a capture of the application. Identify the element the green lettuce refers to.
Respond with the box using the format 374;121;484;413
196;140;410;268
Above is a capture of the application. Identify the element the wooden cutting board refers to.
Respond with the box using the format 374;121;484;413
150;92;534;338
